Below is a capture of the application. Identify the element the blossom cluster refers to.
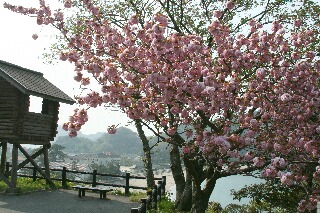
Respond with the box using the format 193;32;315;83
4;0;320;210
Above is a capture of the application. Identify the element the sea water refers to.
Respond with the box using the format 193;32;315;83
168;175;265;208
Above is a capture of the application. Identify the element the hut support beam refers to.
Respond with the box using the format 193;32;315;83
0;142;7;174
43;144;51;184
0;171;14;188
5;147;45;176
17;144;54;187
11;143;18;188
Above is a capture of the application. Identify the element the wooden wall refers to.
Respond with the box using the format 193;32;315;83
0;77;60;144
0;77;19;139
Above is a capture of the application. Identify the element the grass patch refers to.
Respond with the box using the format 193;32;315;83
0;177;72;194
109;189;147;202
129;191;147;202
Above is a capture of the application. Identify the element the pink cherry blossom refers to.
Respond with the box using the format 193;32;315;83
32;33;38;40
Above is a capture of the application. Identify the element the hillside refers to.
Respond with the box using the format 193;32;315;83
54;126;142;155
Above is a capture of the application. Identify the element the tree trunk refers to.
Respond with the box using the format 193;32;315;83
190;168;219;213
175;168;192;211
135;119;154;189
169;144;188;205
190;190;211;213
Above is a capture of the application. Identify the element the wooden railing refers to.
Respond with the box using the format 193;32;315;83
131;177;166;213
5;162;166;197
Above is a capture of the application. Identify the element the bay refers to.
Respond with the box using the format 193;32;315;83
168;175;265;208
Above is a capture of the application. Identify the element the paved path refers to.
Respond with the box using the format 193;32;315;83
0;189;138;213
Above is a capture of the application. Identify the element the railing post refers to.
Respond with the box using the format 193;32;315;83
140;198;147;213
125;172;130;196
92;169;97;187
32;166;37;182
152;185;157;210
161;176;166;196
147;190;152;210
62;167;67;188
5;162;10;177
157;181;162;201
131;208;139;213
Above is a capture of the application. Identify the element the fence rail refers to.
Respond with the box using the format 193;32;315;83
5;162;166;197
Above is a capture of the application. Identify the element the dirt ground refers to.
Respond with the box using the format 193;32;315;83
0;189;139;213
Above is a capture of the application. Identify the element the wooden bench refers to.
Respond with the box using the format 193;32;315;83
72;185;113;199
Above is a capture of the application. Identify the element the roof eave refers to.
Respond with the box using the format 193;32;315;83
26;90;76;105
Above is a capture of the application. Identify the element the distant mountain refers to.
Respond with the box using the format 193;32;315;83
54;125;105;141
54;126;142;155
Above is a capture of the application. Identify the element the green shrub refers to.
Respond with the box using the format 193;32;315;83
147;196;179;213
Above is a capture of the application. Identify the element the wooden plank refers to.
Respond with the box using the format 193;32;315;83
17;140;50;145
22;125;52;132
25;112;53;119
0;135;17;140
0;115;15;119
0;119;14;124
0;126;13;130
0;111;16;115
0;130;14;135
0;122;13;127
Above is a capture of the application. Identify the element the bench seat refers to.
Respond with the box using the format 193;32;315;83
72;185;113;199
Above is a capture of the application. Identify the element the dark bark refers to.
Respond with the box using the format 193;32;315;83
175;168;192;211
190;166;219;213
190;190;211;213
135;119;154;189
169;144;187;206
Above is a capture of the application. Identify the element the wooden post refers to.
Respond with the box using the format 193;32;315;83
92;169;97;187
147;190;152;210
131;208;139;213
11;143;18;188
62;167;67;188
140;198;147;213
32;166;37;181
157;181;162;201
0;142;7;174
161;176;166;195
43;144;51;184
5;162;10;176
125;172;130;196
152;185;157;210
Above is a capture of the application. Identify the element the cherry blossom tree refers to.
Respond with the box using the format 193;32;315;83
4;0;320;212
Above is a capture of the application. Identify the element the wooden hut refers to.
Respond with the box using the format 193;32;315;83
0;60;75;189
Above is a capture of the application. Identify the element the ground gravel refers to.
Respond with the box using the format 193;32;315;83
0;189;139;213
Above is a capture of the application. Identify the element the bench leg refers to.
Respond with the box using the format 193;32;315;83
82;188;86;197
103;191;106;199
78;189;82;197
100;191;103;199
